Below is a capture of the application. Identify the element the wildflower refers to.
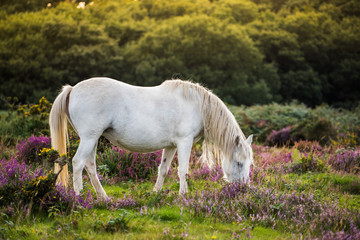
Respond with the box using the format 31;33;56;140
212;236;216;239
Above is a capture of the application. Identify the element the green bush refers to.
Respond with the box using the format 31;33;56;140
231;102;359;144
0;97;51;143
288;149;328;174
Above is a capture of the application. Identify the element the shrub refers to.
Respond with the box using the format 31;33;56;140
0;97;52;141
16;135;50;164
97;147;162;181
0;157;44;206
328;149;360;174
287;150;328;174
293;140;322;154
294;118;337;145
331;132;358;148
0;157;42;189
18;170;58;209
0;155;96;213
253;145;293;166
265;126;294;146
265;118;337;146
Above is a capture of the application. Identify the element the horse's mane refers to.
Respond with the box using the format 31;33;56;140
161;79;246;167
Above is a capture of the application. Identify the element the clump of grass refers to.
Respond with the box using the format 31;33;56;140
93;211;132;232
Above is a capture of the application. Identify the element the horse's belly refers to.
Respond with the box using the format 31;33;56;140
102;129;175;153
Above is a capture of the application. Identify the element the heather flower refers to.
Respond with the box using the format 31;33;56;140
328;149;360;174
266;126;293;146
45;185;95;211
97;147;162;182
0;157;42;188
16;135;51;164
190;164;223;181
177;182;360;237
252;144;292;171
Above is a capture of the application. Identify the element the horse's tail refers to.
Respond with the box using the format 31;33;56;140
49;85;72;187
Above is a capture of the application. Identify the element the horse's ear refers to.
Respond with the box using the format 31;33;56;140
246;135;253;145
235;136;240;146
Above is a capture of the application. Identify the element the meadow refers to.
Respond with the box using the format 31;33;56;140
0;98;359;239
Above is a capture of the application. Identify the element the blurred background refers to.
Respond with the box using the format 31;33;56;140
0;0;359;108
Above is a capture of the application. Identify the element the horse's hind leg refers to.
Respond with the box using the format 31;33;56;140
154;147;177;192
72;138;99;195
84;144;107;200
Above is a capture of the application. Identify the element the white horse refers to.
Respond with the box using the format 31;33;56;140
50;77;253;198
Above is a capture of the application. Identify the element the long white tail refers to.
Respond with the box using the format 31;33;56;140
49;85;72;187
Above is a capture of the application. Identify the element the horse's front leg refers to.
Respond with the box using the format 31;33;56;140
154;147;177;192
177;139;193;195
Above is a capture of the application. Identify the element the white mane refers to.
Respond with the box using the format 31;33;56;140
162;79;246;167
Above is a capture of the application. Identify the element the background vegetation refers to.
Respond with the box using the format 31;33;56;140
1;0;360;108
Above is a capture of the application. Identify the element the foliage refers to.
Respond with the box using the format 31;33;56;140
331;132;358;148
328;149;360;174
16;135;51;164
0;157;45;206
287;150;328;174
97;147;162;182
0;97;52;141
0;157;41;188
93;211;132;232
265;126;293;146
1;0;360;107
230;102;359;144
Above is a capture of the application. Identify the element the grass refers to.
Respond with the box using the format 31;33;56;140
5;167;358;239
1;140;360;239
4;182;294;240
1;144;360;239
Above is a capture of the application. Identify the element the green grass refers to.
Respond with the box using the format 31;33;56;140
2;160;360;239
5;183;294;240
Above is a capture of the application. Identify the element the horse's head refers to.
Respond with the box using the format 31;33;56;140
222;134;253;183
